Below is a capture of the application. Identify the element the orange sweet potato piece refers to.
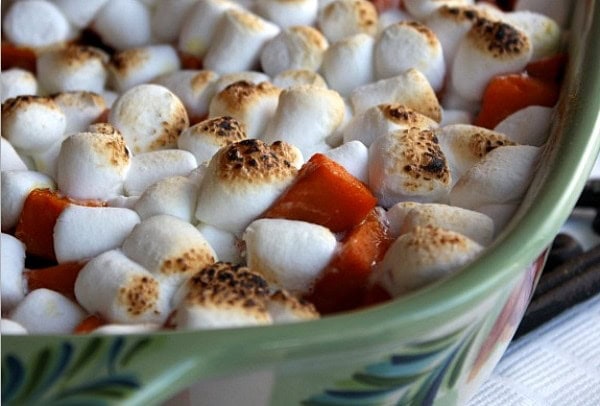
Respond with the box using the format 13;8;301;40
526;53;568;83
73;314;106;334
25;261;87;300
1;41;37;73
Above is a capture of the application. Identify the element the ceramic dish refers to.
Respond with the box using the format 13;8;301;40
3;1;600;405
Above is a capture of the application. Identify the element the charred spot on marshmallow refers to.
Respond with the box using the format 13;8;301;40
90;132;131;167
269;289;319;317
470;18;530;57
110;48;150;75
379;104;433;127
440;5;480;22
118;275;161;316
200;116;247;143
161;247;216;276
470;132;516;158
2;95;61;116
54;45;109;67
398;128;450;187
216;81;281;110
149;112;189;152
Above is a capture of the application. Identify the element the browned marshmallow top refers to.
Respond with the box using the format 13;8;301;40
406;225;472;252
289;25;329;50
109;48;150;76
118;274;161;317
379;104;437;128
438;5;480;23
468;131;516;158
397;128;450;190
1;95;61;115
469;18;531;58
51;45;109;68
90;131;131;167
213;80;281;111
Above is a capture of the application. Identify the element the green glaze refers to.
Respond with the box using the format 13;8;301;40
3;2;600;405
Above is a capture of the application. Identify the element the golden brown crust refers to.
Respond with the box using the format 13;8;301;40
118;275;161;317
214;80;281;112
289;26;329;51
1;95;62;115
110;48;150;74
89;131;131;167
468;18;531;58
194;116;247;145
469;131;516;158
379;103;435;128
160;246;217;277
53;45;108;67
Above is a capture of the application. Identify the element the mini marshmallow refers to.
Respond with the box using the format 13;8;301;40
52;0;109;28
1;233;26;312
494;106;554;147
323;140;369;183
266;290;319;323
1;137;28;172
209;81;281;140
503;10;562;60
372;225;483;297
378;8;412;31
109;84;189;153
109;45;181;93
449;145;541;210
213;71;272;93
2;0;71;48
1;69;38;103
0;318;28;335
260;26;329;78
91;323;161;335
203;9;280;74
1;170;55;232
171;262;272;330
263;85;345;157
178;116;247;164
374;21;446;91
195;223;243;265
350;68;442;121
57;131;131;200
321;33;375;97
403;0;474;20
317;0;379;43
107;195;140;209
93;0;152;51
440;109;472;126
368;127;452;207
153;70;220;123
384;201;420;236
244;219;338;294
343;103;439;147
178;0;241;58
37;46;109;94
124;149;198;196
151;0;197;43
54;205;141;263
74;249;170;324
51;91;108;134
195;139;303;234
256;0;318;28
474;203;518;234
29;141;63;185
10;289;87;334
450;18;532;102
134;175;199;222
272;69;328;89
1;96;67;154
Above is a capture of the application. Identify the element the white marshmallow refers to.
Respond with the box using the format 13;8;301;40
350;68;442;122
109;84;190;154
124;149;198;197
503;10;562;60
494;106;554;147
209;81;281;140
244;219;338;294
1;233;26;312
1;137;28;172
514;0;571;28
213;71;272;93
153;70;220;123
196;223;243;264
374;21;446;91
178;116;247;164
57;131;131;200
368;127;452;207
372;225;483;297
1;96;67;154
317;0;379;43
91;323;161;334
195;140;303;234
10;289;87;334
134;175;199;222
52;0;109;28
266;290;319;323
2;0;71;48
403;0;474;20
54;205;141;263
151;0;197;43
323;140;369;183
449;145;541;210
30;140;62;179
52;91;107;134
1;69;38;103
260;26;329;78
0;318;28;335
384;201;420;237
74;249;170;324
93;0;152;51
203;9;280;74
256;0;318;28
272;69;328;89
321;33;375;97
1;170;55;232
378;8;412;31
474;203;518;235
107;195;139;209
440;109;472;126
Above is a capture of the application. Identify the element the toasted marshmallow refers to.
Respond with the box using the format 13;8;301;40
403;0;474;20
514;0;571;28
244;219;338;294
503;10;561;60
1;96;67;154
91;323;161;334
1;69;38;103
267;290;319;323
10;289;87;334
343;103;439;147
52;0;109;28
368;127;452;207
171;262;272;330
384;201;420;236
154;70;220;123
372;225;483;296
195;223;243;264
440;109;472;126
109;84;189;154
350;68;442;121
75;249;170;324
436;124;516;184
494;106;554;147
321;33;375;97
260;26;328;78
1;137;28;172
450;18;532;102
323;140;369;183
273;69;328;89
195;140;303;234
178;116;247;164
2;0;71;48
54;205;141;263
374;21;446;91
57;131;131;200
151;0;197;43
0;318;28;335
209;81;281;139
124;149;198;196
213;71;272;93
203;9;280;74
474;202;518;234
263;85;345;157
178;0;241;58
449;145;541;209
1;170;55;232
93;0;152;50
134;176;199;222
1;233;26;312
51;91;107;134
36;46;109;94
317;0;379;43
256;0;318;28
